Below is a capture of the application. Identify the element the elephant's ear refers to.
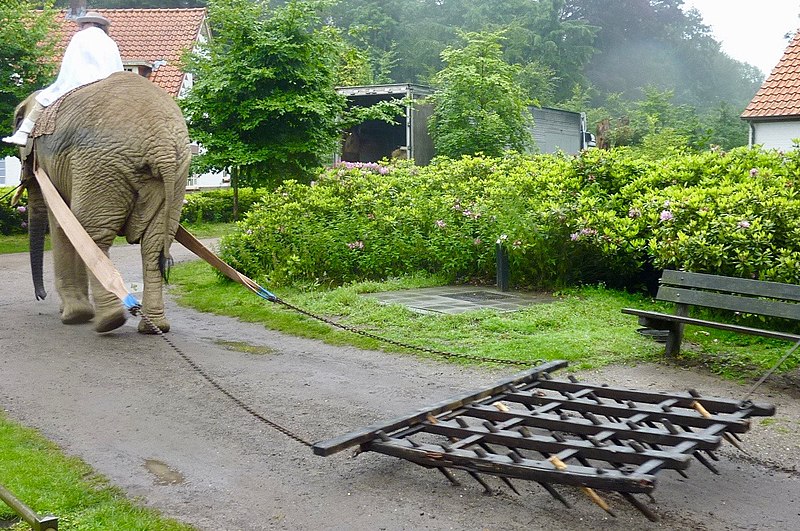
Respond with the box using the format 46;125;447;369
14;97;35;179
19;141;34;180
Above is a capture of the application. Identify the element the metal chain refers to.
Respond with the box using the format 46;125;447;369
272;297;543;368
741;339;800;402
136;309;314;447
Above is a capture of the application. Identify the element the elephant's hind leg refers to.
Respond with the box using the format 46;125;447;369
136;219;172;334
136;261;170;334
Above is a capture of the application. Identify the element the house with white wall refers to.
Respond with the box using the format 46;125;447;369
1;7;226;189
742;29;800;150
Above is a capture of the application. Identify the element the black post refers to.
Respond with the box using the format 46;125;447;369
496;242;509;292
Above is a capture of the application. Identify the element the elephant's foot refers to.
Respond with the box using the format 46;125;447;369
61;300;94;325
94;309;127;333
138;314;170;334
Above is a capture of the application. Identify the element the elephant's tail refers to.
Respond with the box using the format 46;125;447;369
159;143;191;283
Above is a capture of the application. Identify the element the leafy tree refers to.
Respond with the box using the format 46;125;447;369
702;101;749;150
427;30;532;158
181;0;347;198
0;1;59;157
53;1;207;7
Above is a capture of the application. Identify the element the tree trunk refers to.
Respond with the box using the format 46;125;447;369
231;166;239;221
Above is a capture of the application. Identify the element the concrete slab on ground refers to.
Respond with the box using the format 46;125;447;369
361;285;555;314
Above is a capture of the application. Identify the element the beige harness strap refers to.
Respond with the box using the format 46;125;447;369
175;225;265;295
33;167;138;309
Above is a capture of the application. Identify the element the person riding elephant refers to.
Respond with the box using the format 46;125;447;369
12;71;191;333
3;11;123;146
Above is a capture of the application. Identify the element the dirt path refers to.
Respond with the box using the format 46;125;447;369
1;243;799;530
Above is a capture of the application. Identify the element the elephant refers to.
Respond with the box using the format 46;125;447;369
13;71;191;333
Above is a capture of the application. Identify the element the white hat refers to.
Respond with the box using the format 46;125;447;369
76;11;111;28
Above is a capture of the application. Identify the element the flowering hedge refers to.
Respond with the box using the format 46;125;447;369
180;187;264;224
219;148;799;288
0;187;27;236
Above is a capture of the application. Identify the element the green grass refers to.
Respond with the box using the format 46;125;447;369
0;413;192;531
169;261;661;370
169;261;798;377
0;233;50;254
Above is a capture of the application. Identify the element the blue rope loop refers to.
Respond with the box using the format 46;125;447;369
256;286;278;302
123;293;142;312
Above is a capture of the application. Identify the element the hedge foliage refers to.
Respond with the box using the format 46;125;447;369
167;150;795;289
0;187;27;236
180;188;263;224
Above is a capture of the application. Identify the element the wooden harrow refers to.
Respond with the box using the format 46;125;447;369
314;360;775;521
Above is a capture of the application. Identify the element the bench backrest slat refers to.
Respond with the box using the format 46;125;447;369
657;286;800;321
660;270;800;302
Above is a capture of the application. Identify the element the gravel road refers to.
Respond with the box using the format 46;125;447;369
1;241;798;530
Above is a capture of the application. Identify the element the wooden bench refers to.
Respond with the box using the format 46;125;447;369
622;270;800;356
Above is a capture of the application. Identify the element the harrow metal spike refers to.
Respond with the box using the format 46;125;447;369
693;451;720;474
507;451;524;464
437;467;461;486
661;418;681;435
585;412;603;425
621;492;659;522
501;477;521;495
468;471;494;494
537;481;571;507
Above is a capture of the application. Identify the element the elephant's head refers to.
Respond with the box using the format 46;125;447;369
13;92;48;301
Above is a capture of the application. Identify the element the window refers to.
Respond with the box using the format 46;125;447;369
0;158;6;185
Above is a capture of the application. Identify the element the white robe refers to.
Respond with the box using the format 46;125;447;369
35;26;124;107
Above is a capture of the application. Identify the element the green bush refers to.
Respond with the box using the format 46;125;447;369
0;187;27;236
180;188;263;224
219;149;799;289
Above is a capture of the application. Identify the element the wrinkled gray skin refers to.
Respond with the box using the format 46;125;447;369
14;72;190;333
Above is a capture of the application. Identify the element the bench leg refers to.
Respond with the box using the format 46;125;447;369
665;303;689;357
665;322;684;357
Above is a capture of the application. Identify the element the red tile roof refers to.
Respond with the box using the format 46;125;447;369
54;8;207;97
742;31;800;119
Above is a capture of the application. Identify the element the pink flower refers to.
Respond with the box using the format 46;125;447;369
473;237;482;246
435;219;446;228
346;240;364;250
16;205;26;214
750;168;759;177
737;220;751;229
660;210;674;222
628;207;641;218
